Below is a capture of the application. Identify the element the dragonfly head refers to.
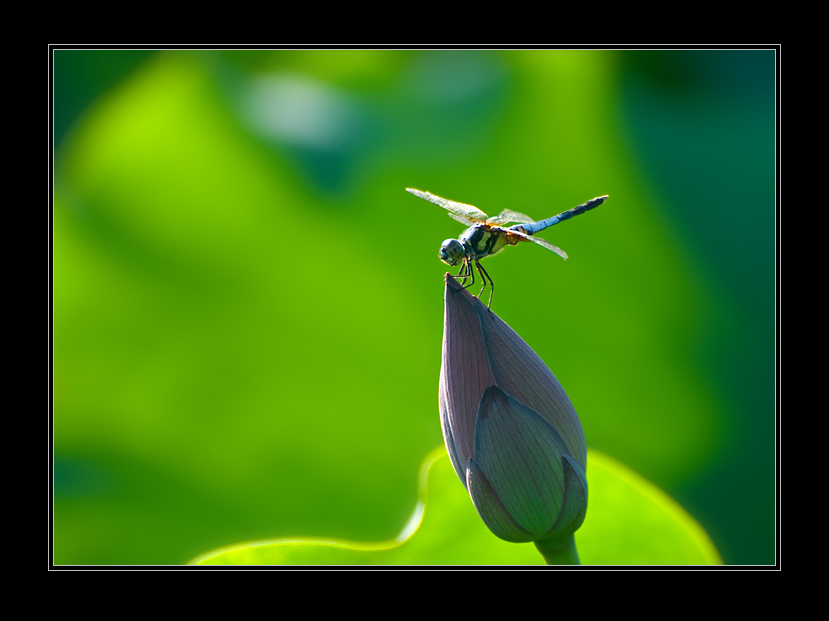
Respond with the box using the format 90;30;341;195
439;238;466;267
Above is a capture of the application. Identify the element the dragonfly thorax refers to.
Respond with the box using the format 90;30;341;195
461;225;510;260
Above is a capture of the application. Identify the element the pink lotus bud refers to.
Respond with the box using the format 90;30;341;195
439;275;588;547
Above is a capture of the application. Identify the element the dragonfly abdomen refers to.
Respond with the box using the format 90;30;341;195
513;195;608;236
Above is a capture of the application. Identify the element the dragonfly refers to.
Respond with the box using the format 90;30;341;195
406;188;608;307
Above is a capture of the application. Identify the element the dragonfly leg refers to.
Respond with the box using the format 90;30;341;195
474;260;494;308
457;261;468;284
456;259;476;290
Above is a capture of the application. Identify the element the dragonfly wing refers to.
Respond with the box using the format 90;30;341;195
508;228;569;260
487;209;536;225
448;212;478;227
406;188;489;223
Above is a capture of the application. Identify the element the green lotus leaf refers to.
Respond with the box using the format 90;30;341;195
189;447;722;566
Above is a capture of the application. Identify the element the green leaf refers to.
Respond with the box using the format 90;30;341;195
189;448;722;565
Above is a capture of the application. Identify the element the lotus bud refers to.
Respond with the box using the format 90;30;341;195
439;275;588;563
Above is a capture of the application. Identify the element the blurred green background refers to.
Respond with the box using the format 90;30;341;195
53;49;776;565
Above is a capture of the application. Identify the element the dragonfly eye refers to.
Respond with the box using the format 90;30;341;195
439;239;465;266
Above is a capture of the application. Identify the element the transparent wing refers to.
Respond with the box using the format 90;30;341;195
406;188;489;224
486;209;537;226
507;228;569;260
448;212;478;227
